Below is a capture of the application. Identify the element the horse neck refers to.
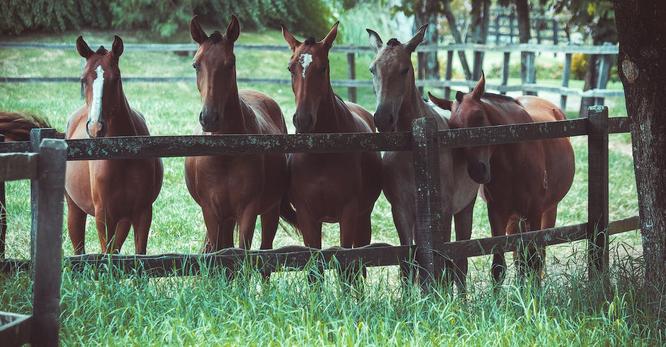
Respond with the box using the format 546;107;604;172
216;78;259;134
396;78;431;131
103;82;135;136
311;85;355;133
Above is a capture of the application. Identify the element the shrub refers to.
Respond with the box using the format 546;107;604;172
571;53;588;80
0;0;110;35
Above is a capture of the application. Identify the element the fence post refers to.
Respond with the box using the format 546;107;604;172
552;20;559;45
501;52;510;95
32;139;67;347
412;116;444;290
30;128;58;259
346;52;356;103
445;50;454;100
595;45;612;106
0;134;5;260
523;51;537;96
560;53;572;111
494;15;500;45
417;52;425;95
586;105;609;280
509;13;515;44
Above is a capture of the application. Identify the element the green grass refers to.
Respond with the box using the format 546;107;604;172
0;30;655;345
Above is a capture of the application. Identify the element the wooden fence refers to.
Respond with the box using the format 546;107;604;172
0;139;67;347
0;106;638;291
0;41;619;110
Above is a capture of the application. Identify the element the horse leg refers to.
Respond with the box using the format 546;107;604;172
66;194;87;255
392;206;415;284
110;218;132;254
298;209;323;283
202;207;223;252
538;206;556;275
488;205;510;287
339;204;362;285
238;204;260;250
259;203;280;280
452;196;476;296
352;210;373;280
132;207;153;255
94;207;116;254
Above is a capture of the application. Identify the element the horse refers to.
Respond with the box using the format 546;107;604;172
428;74;575;284
0;112;60;141
185;16;293;252
66;35;164;254
281;23;382;255
366;26;479;290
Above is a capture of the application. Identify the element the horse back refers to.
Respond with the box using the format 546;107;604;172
240;89;287;135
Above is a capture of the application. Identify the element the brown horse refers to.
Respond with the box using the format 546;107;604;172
366;26;479;289
66;36;163;254
429;74;575;283
0;112;59;141
281;23;382;251
185;16;292;252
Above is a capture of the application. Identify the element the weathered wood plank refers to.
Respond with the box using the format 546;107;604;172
444;50;454;100
0;135;5;260
501;52;510;95
608;117;631;133
0;153;37;181
587;106;610;278
347;52;356;102
32;139;67;347
561;53;572;110
0;312;32;346
412;117;444;288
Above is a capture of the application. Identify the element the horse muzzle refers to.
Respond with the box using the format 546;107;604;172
373;106;397;132
293;112;314;133
199;109;220;132
86;119;105;138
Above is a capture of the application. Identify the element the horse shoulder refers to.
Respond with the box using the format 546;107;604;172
129;109;151;135
66;106;88;139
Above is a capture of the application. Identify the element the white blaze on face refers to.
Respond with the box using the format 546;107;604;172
299;53;313;79
89;65;105;124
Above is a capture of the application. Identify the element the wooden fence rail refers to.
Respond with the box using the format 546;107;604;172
0;41;620;106
0;107;637;293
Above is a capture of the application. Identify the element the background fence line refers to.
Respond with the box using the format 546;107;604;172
0;41;620;109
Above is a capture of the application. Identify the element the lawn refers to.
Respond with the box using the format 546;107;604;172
0;29;657;345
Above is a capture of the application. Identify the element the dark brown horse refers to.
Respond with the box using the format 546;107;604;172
0;112;59;141
366;26;479;289
429;74;575;283
281;23;382;251
66;36;163;254
185;16;292;252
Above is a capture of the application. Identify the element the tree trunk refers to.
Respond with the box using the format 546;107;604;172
613;0;666;306
471;0;491;80
579;16;617;115
414;0;439;82
442;0;472;80
515;0;531;84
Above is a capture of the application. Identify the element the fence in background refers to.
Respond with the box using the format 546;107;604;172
0;41;619;111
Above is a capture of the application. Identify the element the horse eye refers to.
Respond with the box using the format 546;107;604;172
192;63;199;70
369;67;375;75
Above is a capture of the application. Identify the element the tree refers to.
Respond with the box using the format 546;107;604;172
613;0;666;304
514;0;531;85
470;0;492;80
413;0;440;81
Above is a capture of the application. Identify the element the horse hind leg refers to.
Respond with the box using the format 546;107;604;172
259;204;280;280
132;207;153;255
66;194;87;255
110;218;132;254
488;206;510;287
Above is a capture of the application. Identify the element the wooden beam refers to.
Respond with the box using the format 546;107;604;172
0;153;37;181
0;312;32;346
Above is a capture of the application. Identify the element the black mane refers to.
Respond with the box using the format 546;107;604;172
386;38;401;46
304;37;316;45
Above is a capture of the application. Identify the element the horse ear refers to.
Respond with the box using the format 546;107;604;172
190;16;208;44
455;91;464;103
366;28;383;52
321;21;339;49
112;35;124;58
226;15;240;43
76;36;94;59
405;24;427;53
472;71;486;99
281;24;301;51
428;92;453;111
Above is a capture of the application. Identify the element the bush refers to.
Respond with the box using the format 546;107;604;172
0;0;332;38
571;53;588;80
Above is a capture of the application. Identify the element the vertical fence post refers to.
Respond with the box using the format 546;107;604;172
509;13;515;44
444;50;454;100
595;47;612;106
30;128;58;259
0;134;5;260
494;15;500;45
561;53;572;111
412;116;443;290
501;52;510;95
586;105;609;280
32;139;66;347
552;20;559;45
417;51;425;95
346;52;356;103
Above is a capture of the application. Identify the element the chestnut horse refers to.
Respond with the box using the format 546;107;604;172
429;74;575;283
366;26;479;289
66;36;163;254
185;16;292;252
281;23;382;251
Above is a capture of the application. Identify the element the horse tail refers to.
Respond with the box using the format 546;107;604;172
0;111;58;141
279;193;300;235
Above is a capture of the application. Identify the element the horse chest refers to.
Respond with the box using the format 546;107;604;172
189;156;265;205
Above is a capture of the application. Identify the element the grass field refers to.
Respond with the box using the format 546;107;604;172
0;29;658;345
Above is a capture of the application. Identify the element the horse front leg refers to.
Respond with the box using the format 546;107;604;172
452;196;477;296
488;205;510;288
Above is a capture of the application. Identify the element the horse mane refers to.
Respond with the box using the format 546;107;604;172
0;111;58;141
303;37;316;45
386;38;401;46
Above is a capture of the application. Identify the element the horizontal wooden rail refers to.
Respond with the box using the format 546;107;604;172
0;312;32;346
0;216;639;277
0;42;618;54
0;153;37;181
0;117;631;158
